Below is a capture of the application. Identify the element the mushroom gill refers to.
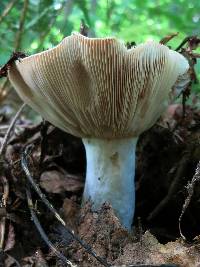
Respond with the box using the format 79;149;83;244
8;33;189;229
8;33;188;138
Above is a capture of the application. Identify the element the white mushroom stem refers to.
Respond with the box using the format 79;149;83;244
82;137;138;230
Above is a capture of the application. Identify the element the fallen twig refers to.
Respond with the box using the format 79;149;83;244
176;36;200;52
0;176;9;250
26;186;74;266
0;103;26;155
0;103;25;253
0;123;33;131
179;161;200;240
0;104;25;249
21;145;110;267
159;32;179;45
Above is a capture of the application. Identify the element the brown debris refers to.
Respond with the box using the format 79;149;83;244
4;224;15;252
62;197;80;231
113;231;200;267
67;203;129;266
40;170;84;194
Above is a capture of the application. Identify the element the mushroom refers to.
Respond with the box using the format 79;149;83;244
8;33;189;229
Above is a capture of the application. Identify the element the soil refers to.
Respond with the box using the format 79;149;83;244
0;103;200;267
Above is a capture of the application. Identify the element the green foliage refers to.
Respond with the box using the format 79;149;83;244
0;0;199;67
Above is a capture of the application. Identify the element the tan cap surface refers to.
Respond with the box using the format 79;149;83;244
8;33;189;138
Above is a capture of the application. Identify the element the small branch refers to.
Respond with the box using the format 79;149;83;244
175;36;200;51
0;103;24;251
179;161;200;240
0;103;26;155
159;32;179;45
0;123;32;131
189;52;200;58
21;145;110;267
0;0;18;25
175;36;191;51
22;145;67;226
26;187;74;267
14;0;29;51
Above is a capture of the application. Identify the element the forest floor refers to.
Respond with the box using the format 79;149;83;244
0;100;200;267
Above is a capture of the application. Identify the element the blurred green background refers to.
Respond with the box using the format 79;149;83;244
0;0;200;66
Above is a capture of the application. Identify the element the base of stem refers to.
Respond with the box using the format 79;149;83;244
82;137;138;230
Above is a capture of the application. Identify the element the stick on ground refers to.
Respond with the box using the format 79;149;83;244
21;145;110;267
26;186;75;267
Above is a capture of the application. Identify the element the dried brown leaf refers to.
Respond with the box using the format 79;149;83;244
40;170;83;193
63;197;79;230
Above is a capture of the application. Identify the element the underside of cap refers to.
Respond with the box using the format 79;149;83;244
8;33;189;138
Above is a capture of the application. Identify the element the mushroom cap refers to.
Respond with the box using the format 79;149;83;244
8;33;189;138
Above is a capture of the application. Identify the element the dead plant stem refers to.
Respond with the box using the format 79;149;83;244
0;103;26;155
179;161;200;240
26;186;75;266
